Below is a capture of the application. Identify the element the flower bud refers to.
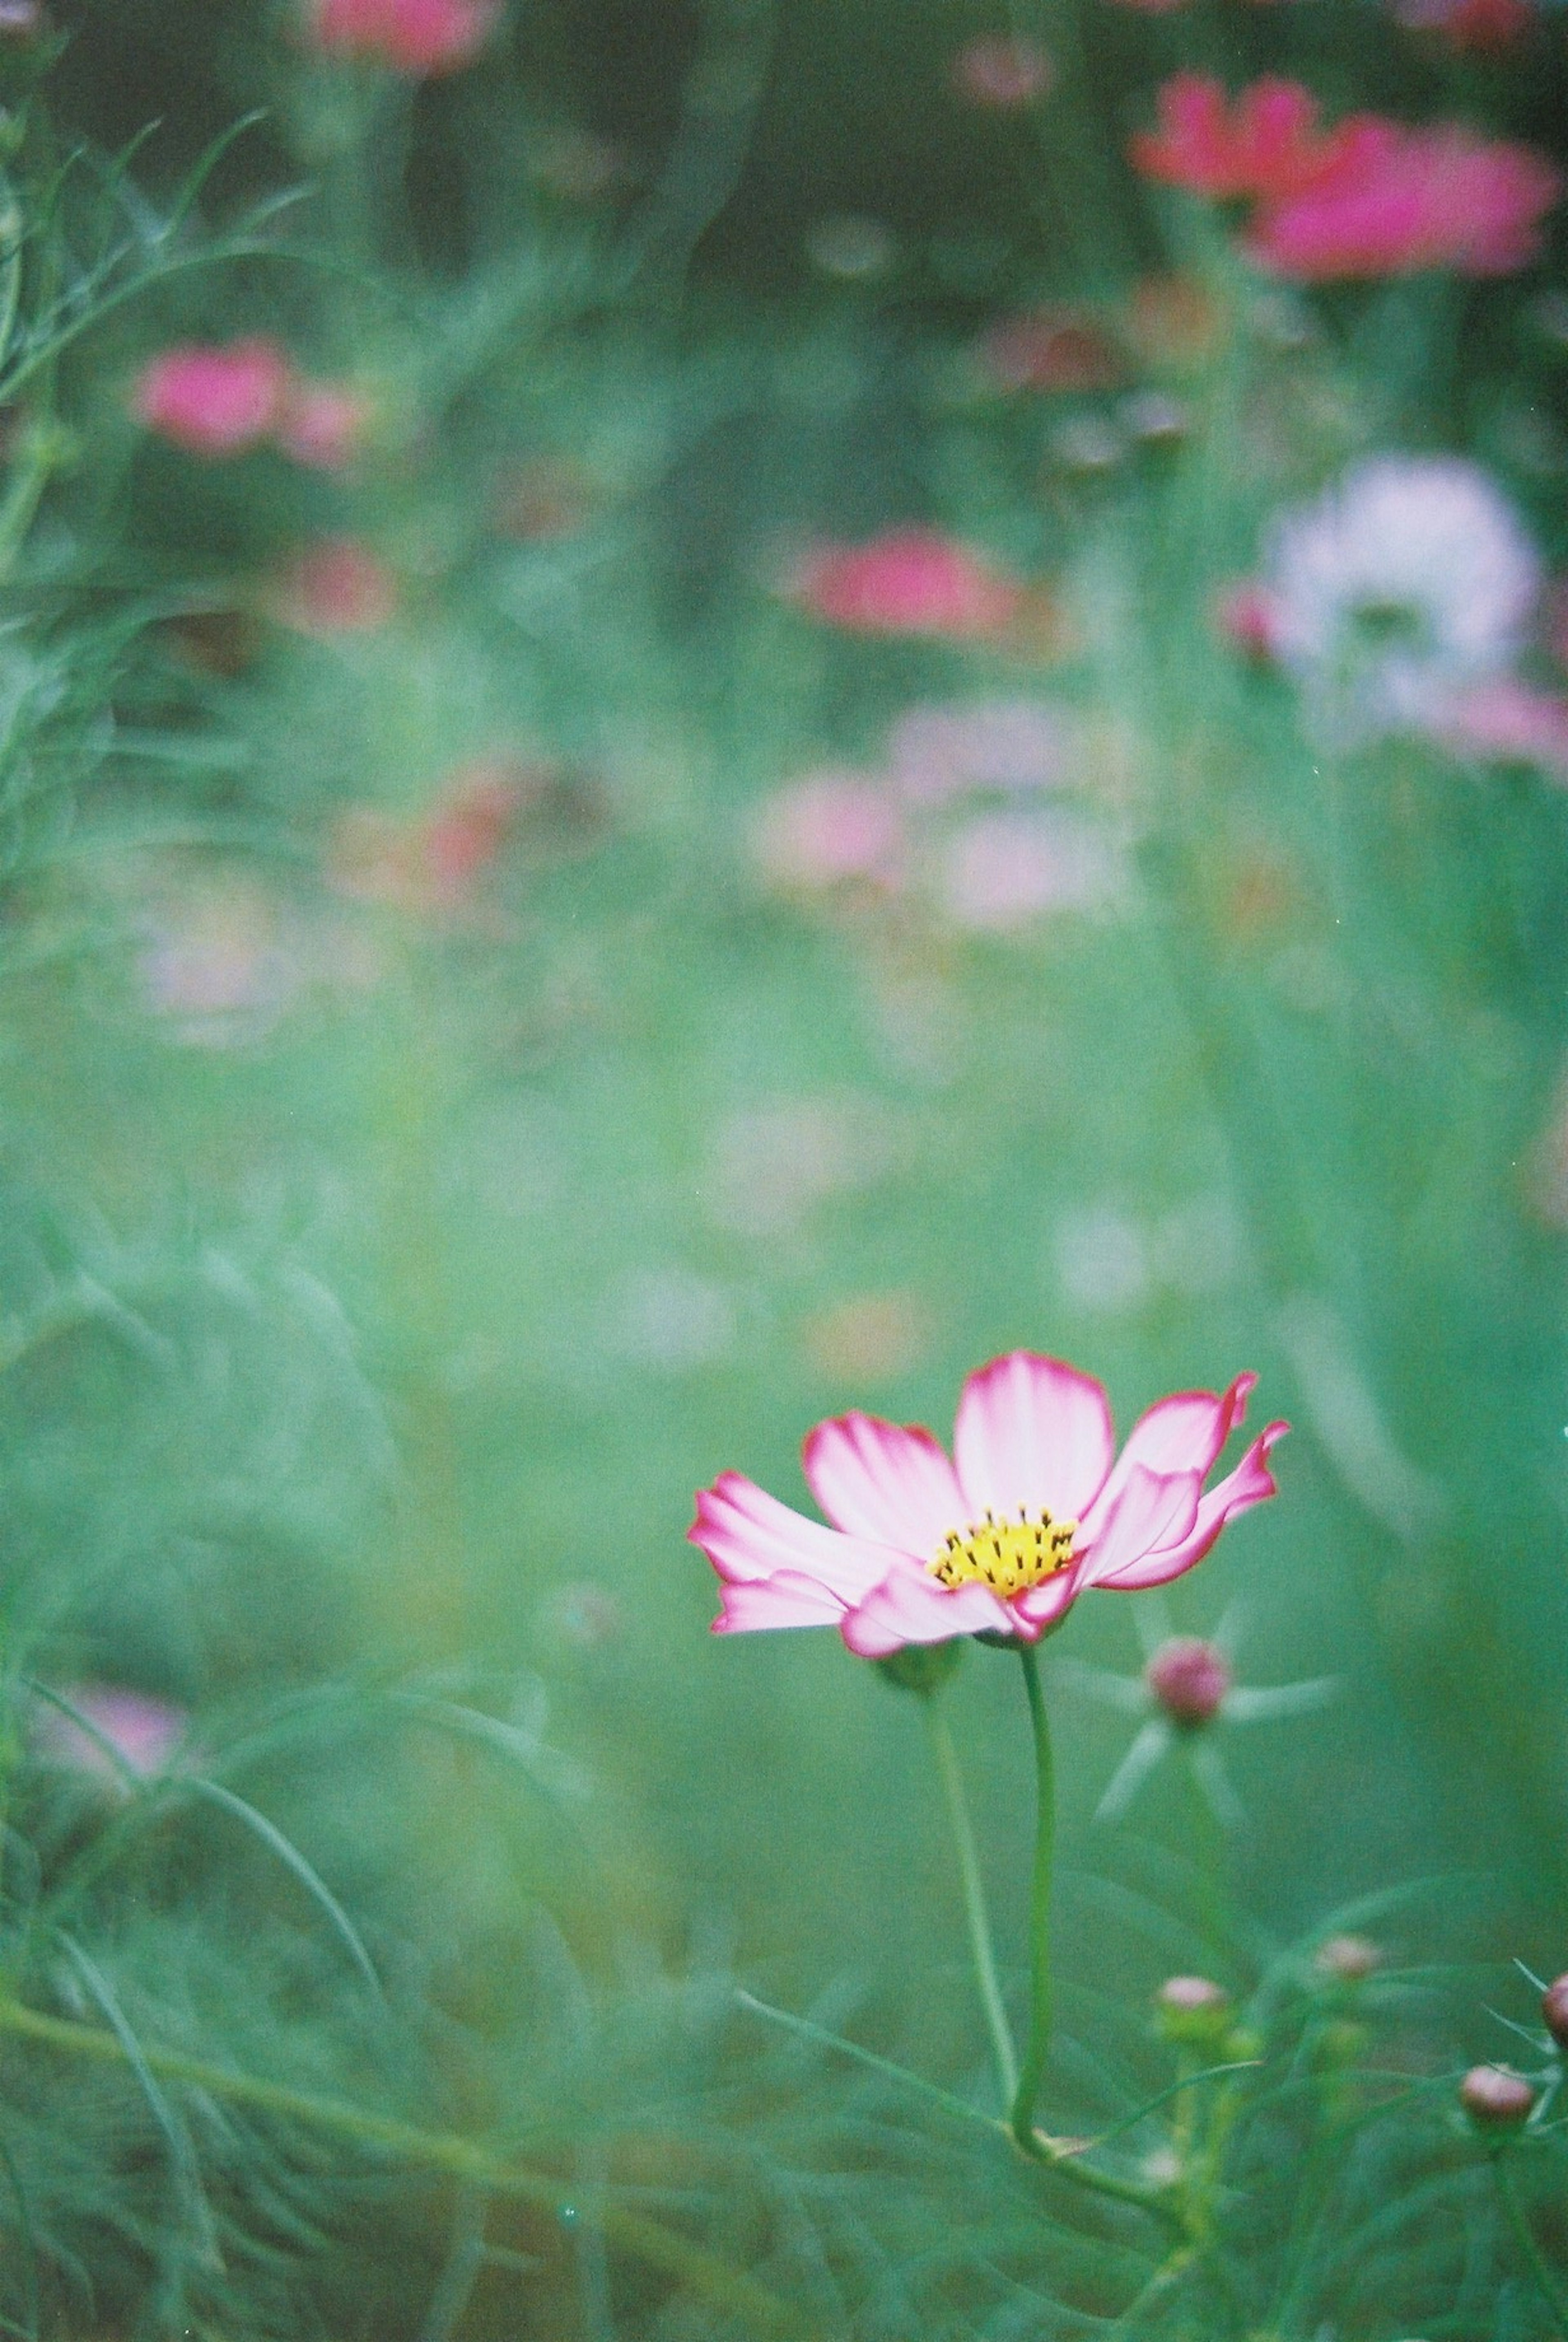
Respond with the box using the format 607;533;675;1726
873;1640;964;1697
1541;1973;1568;2052
1145;1637;1231;1728
1459;2065;1536;2127
1315;1933;1380;1983
1156;1974;1231;2047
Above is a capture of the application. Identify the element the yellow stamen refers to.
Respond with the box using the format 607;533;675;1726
928;1506;1078;1600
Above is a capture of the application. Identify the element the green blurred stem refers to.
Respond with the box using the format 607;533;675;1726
1496;2150;1568;2338
1010;1644;1055;2154
921;1692;1018;2110
0;1996;814;2340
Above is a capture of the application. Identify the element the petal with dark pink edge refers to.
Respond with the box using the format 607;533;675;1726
841;1565;1014;1658
712;1571;853;1635
953;1350;1115;1523
1080;1465;1203;1587
803;1413;965;1556
1080;1373;1256;1541
690;1472;895;1602
1091;1422;1288;1591
1012;1555;1089;1632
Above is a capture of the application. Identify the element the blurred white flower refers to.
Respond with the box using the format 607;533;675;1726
1265;455;1541;745
607;1266;735;1372
937;809;1126;930
887;698;1072;801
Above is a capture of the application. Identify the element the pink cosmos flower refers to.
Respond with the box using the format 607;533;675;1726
131;339;291;457
1130;76;1386;206
306;0;496;73
791;530;1023;639
1427;677;1568;782
952;36;1053;107
753;771;906;893
34;1684;189;1785
1251;126;1560;279
691;1351;1286;1657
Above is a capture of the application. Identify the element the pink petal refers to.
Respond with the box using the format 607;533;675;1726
711;1571;854;1634
1091;1422;1288;1590
1012;1555;1089;1631
802;1413;965;1555
953;1350;1115;1522
689;1472;895;1602
1081;1372;1255;1541
840;1564;1014;1657
1081;1466;1203;1586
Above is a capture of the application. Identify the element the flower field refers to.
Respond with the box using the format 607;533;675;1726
2;0;1568;2334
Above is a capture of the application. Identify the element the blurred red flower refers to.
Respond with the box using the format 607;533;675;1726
981;309;1125;393
1130;75;1384;205
791;530;1023;638
278;382;372;470
275;539;400;635
306;0;495;74
1397;0;1532;49
132;338;290;457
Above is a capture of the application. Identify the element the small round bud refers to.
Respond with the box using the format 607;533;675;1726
1541;1973;1568;2052
1315;1933;1380;1983
873;1640;964;1697
1156;1974;1231;2047
1460;2065;1536;2128
1145;1637;1231;1727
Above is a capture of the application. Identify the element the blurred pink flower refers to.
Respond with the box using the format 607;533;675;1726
980;308;1125;393
275;539;399;634
938;811;1125;929
1216;579;1283;662
791;530;1024;638
1130;75;1385;205
1427;677;1568;782
889;699;1070;800
754;770;905;893
951;35;1053;106
35;1685;188;1785
1251;125;1560;278
278;381;373;470
330;761;524;911
132;338;290;457
691;1352;1285;1656
1396;0;1532;48
306;0;496;73
1146;1635;1232;1725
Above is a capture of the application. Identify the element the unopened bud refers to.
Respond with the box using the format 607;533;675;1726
1156;1974;1231;2046
1145;1637;1230;1727
1315;1933;1379;1983
1542;1973;1568;2052
1460;2065;1536;2127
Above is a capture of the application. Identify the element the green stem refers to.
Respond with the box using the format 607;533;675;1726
1496;2150;1568;2339
0;1995;813;2338
921;1693;1018;2110
1010;1643;1055;2152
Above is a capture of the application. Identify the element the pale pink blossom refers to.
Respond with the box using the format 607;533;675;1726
753;771;905;892
278;382;373;470
1426;677;1568;782
937;810;1125;929
34;1685;189;1785
790;530;1024;639
274;539;399;634
889;699;1071;800
952;36;1053;107
1251;125;1560;279
1216;579;1283;662
691;1351;1286;1657
305;0;496;74
132;339;290;457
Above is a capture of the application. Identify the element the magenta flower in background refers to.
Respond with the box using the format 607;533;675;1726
790;530;1024;639
33;1684;189;1787
306;0;496;74
691;1351;1286;1657
1251;125;1560;278
132;339;290;457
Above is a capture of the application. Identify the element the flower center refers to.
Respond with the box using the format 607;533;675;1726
929;1507;1078;1599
